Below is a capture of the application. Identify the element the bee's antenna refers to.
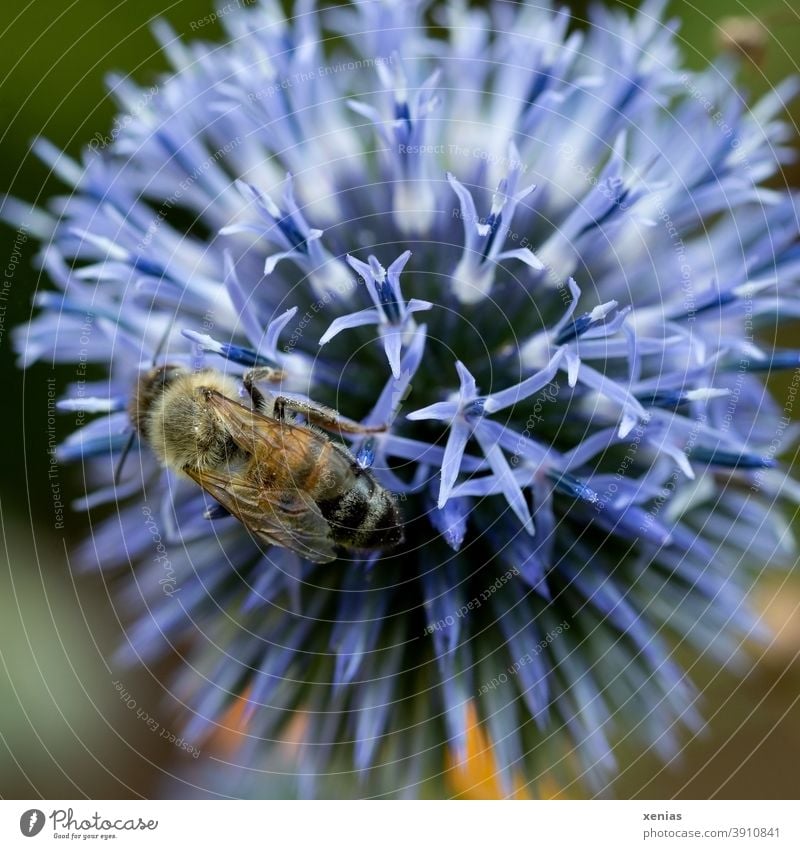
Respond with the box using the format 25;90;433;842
150;322;172;364
114;430;136;486
114;322;173;487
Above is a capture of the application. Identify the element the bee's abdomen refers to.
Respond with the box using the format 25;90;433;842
319;474;403;551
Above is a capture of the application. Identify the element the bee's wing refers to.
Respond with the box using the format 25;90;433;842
185;466;338;564
202;389;313;455
204;386;359;482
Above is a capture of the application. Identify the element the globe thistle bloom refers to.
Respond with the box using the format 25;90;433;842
7;0;800;797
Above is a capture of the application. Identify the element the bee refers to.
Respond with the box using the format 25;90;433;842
130;364;403;563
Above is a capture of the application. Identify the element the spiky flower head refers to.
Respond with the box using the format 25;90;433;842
8;0;800;797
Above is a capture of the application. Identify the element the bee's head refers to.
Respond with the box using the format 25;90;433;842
130;364;188;435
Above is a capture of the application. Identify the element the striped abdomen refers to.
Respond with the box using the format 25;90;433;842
318;471;403;551
255;424;403;553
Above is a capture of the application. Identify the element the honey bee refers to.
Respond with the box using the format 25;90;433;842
130;364;403;563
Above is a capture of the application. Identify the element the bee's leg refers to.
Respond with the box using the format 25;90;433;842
272;396;387;434
243;367;286;407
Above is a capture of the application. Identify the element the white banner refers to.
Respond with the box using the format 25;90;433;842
1;799;798;847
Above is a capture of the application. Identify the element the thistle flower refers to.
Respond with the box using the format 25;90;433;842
7;0;800;798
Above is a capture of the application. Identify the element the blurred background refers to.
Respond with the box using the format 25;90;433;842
1;0;798;799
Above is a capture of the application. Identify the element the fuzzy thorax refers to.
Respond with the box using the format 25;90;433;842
133;366;243;471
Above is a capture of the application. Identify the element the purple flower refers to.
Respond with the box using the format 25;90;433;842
6;0;800;798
